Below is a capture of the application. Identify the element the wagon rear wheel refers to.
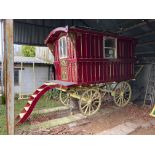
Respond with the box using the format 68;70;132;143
113;81;132;107
59;90;75;106
79;89;101;116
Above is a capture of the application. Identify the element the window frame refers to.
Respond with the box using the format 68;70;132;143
58;36;68;59
103;36;117;59
14;68;20;86
0;68;20;86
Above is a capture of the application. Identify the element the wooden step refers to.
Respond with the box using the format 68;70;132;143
28;100;33;105
37;88;43;92
19;113;26;119
24;107;30;111
45;82;56;86
32;94;37;98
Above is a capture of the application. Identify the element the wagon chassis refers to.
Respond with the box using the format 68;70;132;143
57;81;132;116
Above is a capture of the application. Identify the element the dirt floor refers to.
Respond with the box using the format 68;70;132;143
130;127;155;135
16;102;155;135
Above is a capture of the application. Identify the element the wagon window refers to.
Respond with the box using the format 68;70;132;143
59;36;67;58
104;37;117;59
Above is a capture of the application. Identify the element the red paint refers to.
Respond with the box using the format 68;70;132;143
16;84;58;125
45;27;136;85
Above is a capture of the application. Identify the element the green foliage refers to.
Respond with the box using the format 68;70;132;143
21;45;36;57
0;98;61;135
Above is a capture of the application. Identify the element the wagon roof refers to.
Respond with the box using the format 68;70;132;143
45;26;68;44
45;26;136;45
69;26;136;41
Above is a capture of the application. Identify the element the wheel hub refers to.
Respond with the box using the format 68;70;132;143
120;91;124;97
88;100;92;105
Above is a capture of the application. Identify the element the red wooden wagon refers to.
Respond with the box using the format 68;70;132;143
16;26;136;124
45;26;136;115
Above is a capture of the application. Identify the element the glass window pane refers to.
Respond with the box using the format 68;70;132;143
59;37;67;58
14;69;19;85
105;39;115;47
104;37;117;59
63;38;66;57
105;48;115;58
60;39;63;57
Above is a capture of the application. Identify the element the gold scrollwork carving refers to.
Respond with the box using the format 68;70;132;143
60;59;68;80
60;59;68;66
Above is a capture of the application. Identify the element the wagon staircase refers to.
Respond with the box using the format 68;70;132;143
16;82;59;125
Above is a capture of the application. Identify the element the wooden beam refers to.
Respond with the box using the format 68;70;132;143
79;19;91;28
113;19;140;32
136;51;155;55
0;20;4;105
4;19;14;135
137;40;155;47
135;30;155;38
118;19;155;33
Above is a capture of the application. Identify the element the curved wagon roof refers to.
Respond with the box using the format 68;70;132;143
45;26;137;45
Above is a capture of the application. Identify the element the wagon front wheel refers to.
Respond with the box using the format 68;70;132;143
113;81;132;107
79;89;101;116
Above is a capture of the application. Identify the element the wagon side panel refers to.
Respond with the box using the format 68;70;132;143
73;30;136;85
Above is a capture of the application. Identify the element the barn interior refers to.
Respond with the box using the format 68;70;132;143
13;19;155;102
1;19;155;135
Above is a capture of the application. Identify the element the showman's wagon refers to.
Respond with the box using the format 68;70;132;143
16;26;136;124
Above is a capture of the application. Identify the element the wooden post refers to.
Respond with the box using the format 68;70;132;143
19;61;23;99
33;61;36;91
4;19;14;135
0;20;4;105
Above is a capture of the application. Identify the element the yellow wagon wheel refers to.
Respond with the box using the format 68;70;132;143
113;81;132;107
59;89;75;106
79;89;101;116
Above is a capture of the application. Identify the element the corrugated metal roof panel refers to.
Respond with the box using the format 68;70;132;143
14;21;51;46
14;56;52;64
13;19;155;57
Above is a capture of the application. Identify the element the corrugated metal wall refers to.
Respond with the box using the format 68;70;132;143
13;19;155;56
13;19;85;46
14;21;50;46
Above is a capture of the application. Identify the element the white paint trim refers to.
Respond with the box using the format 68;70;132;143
103;36;117;59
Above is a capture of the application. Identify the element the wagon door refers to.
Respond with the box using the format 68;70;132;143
58;36;69;81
